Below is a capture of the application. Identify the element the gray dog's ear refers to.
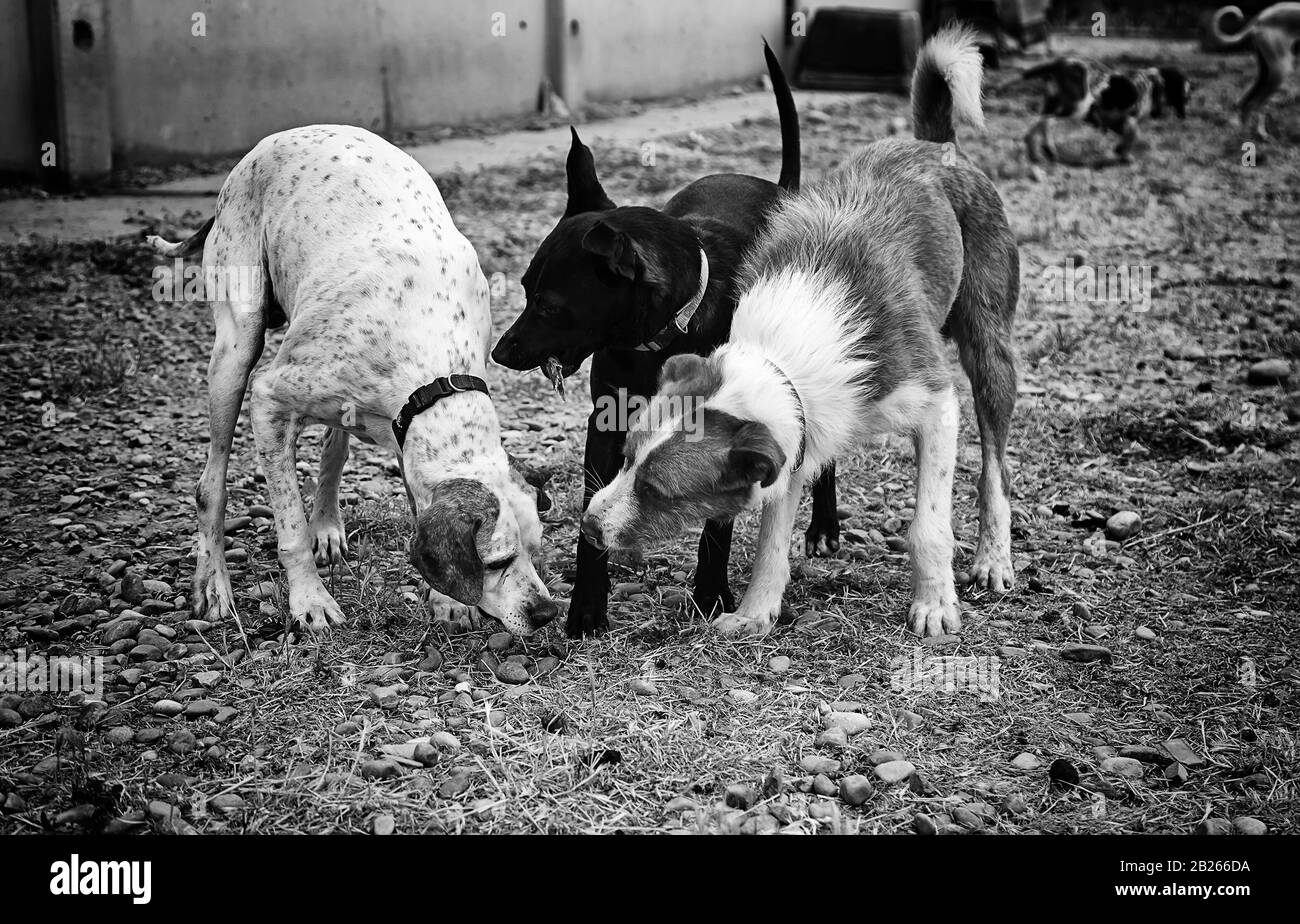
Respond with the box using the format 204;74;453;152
410;479;500;605
564;127;615;218
727;421;787;489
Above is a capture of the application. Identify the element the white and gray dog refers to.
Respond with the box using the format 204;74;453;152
582;27;1019;638
148;125;555;636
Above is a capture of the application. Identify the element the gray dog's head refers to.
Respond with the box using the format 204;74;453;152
410;476;556;635
581;353;788;551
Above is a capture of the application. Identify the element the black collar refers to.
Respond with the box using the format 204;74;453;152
391;374;489;448
764;358;806;471
635;247;709;352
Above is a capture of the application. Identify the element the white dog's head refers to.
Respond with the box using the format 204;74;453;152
410;475;556;635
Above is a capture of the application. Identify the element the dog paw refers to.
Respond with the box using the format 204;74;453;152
564;595;609;638
712;606;778;638
426;589;480;632
907;588;961;637
970;548;1015;593
192;566;236;623
310;518;349;566
289;582;346;633
804;522;841;558
691;586;734;618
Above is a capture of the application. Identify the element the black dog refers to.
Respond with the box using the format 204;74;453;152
492;41;840;637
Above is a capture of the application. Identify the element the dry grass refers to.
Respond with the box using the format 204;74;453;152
0;37;1297;835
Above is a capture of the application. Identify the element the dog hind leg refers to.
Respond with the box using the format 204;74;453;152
309;427;350;565
193;241;267;625
1240;38;1292;140
906;387;961;637
950;233;1018;595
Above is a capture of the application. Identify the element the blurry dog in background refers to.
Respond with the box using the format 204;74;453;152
1021;57;1192;163
1211;3;1300;139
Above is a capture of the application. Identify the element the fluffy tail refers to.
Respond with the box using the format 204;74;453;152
144;215;213;257
1209;5;1255;50
911;25;986;144
762;38;801;192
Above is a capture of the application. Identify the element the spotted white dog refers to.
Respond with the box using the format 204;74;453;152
148;125;556;636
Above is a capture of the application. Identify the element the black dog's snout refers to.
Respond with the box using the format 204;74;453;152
529;597;559;629
491;333;516;366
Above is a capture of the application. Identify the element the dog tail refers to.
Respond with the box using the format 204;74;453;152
911;25;985;144
1209;5;1255;50
762;38;800;192
145;215;213;257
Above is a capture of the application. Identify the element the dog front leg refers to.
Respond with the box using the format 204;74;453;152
713;470;807;638
906;387;960;637
310;427;350;565
693;518;734;616
566;414;623;637
804;463;840;556
249;377;345;633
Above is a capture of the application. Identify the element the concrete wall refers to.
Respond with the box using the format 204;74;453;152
103;0;547;163
564;0;785;103
0;0;39;175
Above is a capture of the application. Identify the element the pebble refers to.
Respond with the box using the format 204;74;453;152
369;686;402;709
105;726;135;746
486;632;513;652
1060;643;1112;664
360;759;400;780
728;689;758;704
1196;818;1232;835
184;699;220;718
874;760;915;784
147;800;196;835
438;771;471;798
153;699;183;717
1011;752;1041;770
492;661;531;685
1246;357;1291;385
430;731;461;752
334;721;359;736
210;793;246;815
1100;756;1145;779
869;749;904;766
1232;816;1267;835
800;756;841;775
0;708;20;728
839;775;875;806
1162;738;1205;767
920;633;960;648
665;796;696;814
629;678;658;696
952;806;984;829
1118;745;1170;766
167;730;197;754
372;813;396;835
767;655;791;673
811;774;838;797
213;706;239;724
814;726;849;749
996;646;1029;659
837;673;867;689
912;813;939;835
822;711;871;736
1135;625;1157;641
1105;511;1142;541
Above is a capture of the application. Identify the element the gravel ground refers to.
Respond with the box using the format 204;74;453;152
0;39;1297;835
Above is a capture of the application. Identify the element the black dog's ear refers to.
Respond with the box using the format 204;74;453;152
564;127;615;218
409;479;499;605
582;219;640;280
727;421;787;489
